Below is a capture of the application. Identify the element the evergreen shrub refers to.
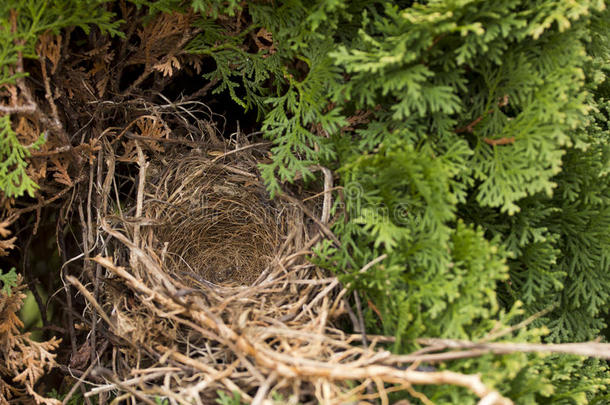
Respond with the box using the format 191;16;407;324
1;0;609;403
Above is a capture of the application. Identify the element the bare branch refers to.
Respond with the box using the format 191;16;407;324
416;338;610;360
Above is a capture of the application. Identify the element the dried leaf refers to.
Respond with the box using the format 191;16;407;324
134;12;193;66
181;54;203;74
0;278;61;405
0;238;15;258
118;139;138;163
15;117;41;147
36;32;62;74
96;73;110;97
69;341;92;370
49;156;73;187
153;56;181;77
254;27;276;56
0;221;11;239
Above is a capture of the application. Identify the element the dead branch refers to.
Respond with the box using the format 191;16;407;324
417;338;610;360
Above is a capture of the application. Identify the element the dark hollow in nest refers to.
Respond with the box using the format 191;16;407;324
143;152;284;286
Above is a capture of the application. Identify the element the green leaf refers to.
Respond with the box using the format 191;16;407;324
0;267;18;296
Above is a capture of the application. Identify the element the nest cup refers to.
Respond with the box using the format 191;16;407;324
94;117;377;403
143;152;284;287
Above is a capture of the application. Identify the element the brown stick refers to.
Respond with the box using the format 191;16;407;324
483;137;515;146
0;103;37;114
416;338;610;360
65;275;115;331
132;141;149;259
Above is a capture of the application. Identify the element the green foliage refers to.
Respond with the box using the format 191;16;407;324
0;267;17;296
128;0;185;15
0;0;123;81
0;115;44;197
258;46;345;196
184;2;348;196
190;0;241;18
48;388;90;405
0;0;122;197
215;390;241;405
223;0;610;402
2;0;609;402
186;25;283;115
312;0;608;344
154;396;169;405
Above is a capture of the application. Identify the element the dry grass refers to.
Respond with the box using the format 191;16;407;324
146;154;281;286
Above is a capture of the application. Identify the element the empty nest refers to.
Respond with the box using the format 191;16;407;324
71;114;516;405
145;153;282;286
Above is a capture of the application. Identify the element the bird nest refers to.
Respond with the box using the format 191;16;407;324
145;154;282;286
69;116;515;405
91;136;360;403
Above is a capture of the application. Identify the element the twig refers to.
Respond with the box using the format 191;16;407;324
62;341;109;405
383;339;610;365
86;151;98;365
57;365;104;383
353;291;376;398
59;251;79;367
482;304;558;342
483;137;515;146
65;275;115;331
455;95;510;142
93;368;159;405
309;165;333;225
254;346;513;405
93;246;514;404
124;131;204;148
220;164;257;178
415;338;610;360
251;372;277;405
0;103;37;114
479;392;509;405
211;142;271;163
155;346;251;401
85;370;169;397
132;141;149;259
359;254;388;274
279;193;341;246
12;176;83;217
99;221;178;293
353;292;367;346
455;115;485;134
293;279;339;322
9;28;81;173
121;27;201;96
39;55;61;135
